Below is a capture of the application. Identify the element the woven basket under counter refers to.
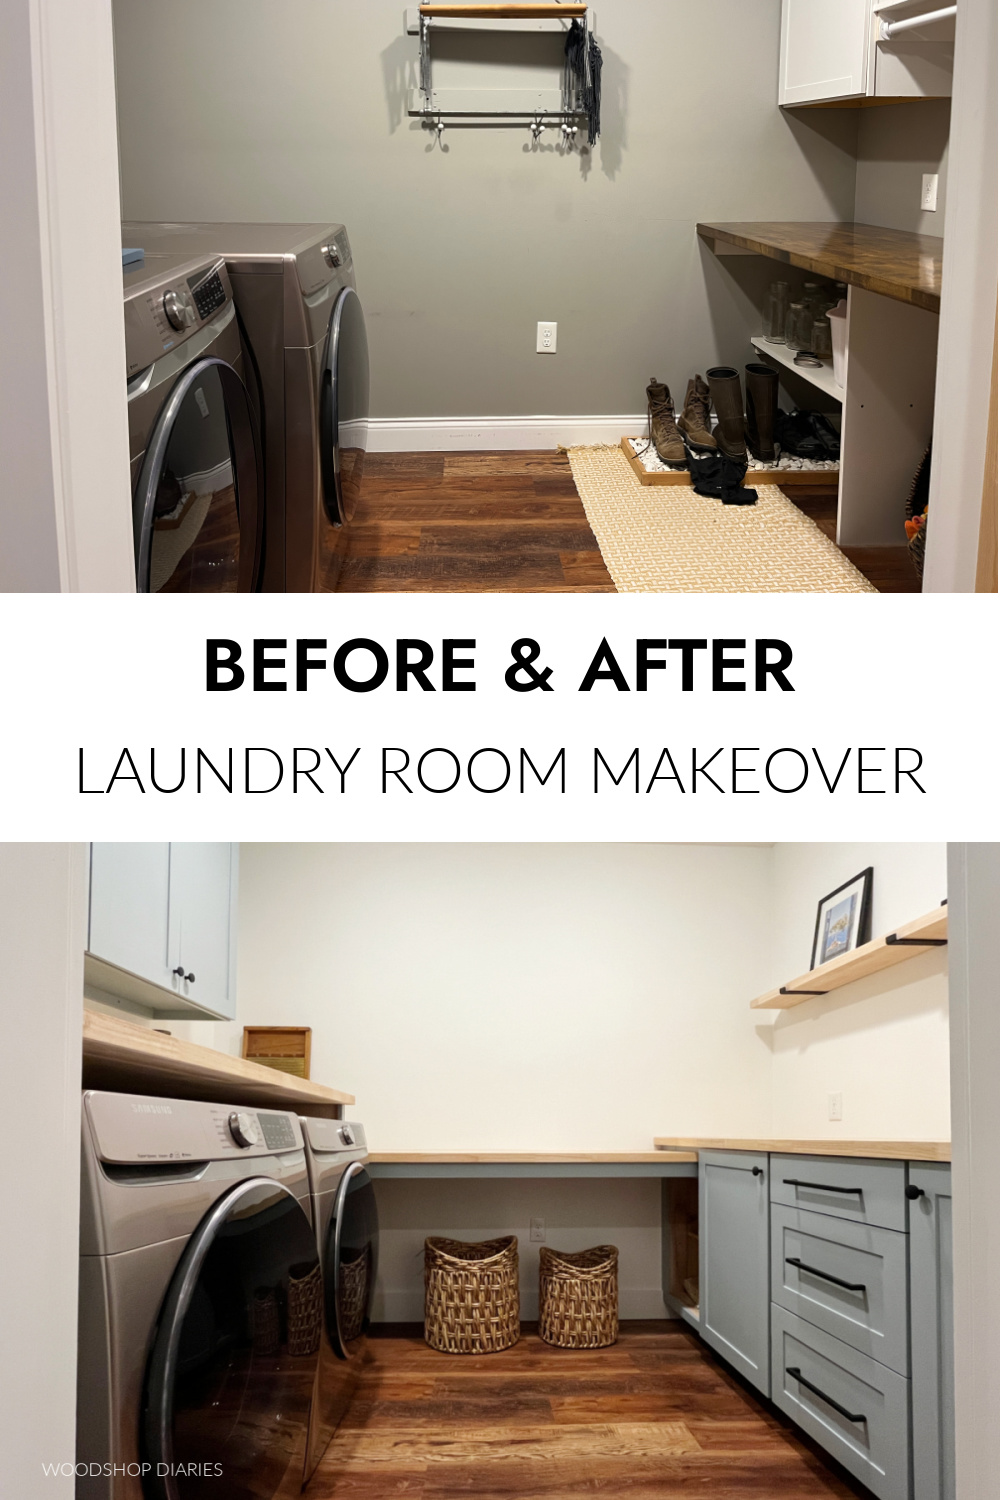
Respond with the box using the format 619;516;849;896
538;1245;619;1349
286;1261;323;1357
424;1237;520;1355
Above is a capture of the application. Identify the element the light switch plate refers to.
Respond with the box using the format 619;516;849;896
828;1092;844;1122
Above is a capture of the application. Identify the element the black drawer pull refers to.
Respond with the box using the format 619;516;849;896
786;1257;866;1293
786;1367;866;1425
784;1178;863;1196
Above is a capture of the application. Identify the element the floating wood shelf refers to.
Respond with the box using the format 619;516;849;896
419;5;587;15
82;1008;354;1118
751;905;948;1012
698;221;943;313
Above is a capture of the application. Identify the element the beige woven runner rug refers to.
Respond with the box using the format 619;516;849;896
567;445;876;594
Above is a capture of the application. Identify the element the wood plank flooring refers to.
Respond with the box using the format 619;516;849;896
305;1323;870;1498
328;454;920;594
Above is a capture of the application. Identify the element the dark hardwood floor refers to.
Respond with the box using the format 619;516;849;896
305;1322;870;1499
329;454;921;594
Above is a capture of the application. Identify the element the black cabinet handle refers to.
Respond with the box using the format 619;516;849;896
786;1367;866;1425
786;1257;866;1293
783;1178;863;1196
185;972;196;983
752;1166;764;1178
905;1185;926;1202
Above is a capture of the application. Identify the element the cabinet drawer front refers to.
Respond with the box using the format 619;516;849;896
771;1206;909;1375
771;1306;910;1500
771;1155;906;1231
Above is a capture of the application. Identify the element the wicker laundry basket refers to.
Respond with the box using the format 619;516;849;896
338;1243;373;1344
424;1236;520;1355
538;1245;619;1349
286;1261;323;1357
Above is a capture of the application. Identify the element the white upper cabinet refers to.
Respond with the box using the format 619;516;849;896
87;843;238;1020
780;0;873;105
780;0;954;106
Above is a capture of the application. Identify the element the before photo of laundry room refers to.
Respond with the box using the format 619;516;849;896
2;0;996;594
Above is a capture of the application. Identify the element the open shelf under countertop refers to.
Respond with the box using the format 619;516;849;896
750;336;843;402
368;1152;698;1179
82;1008;354;1118
654;1138;951;1163
698;221;943;313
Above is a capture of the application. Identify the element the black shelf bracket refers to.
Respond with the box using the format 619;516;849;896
780;985;829;996
885;934;948;947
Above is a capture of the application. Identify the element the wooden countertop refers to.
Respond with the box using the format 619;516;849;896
655;1137;950;1163
371;1152;697;1164
82;1009;354;1118
697;221;943;313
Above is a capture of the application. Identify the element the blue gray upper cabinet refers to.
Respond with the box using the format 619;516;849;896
699;1150;771;1395
910;1164;954;1500
87;843;238;1020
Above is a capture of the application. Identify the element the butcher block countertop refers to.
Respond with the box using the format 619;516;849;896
372;1152;696;1164
82;1009;354;1118
655;1137;950;1163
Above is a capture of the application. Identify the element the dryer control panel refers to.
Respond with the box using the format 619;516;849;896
84;1090;305;1164
123;254;234;377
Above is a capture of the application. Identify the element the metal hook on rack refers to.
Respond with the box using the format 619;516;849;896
561;121;579;144
530;114;547;142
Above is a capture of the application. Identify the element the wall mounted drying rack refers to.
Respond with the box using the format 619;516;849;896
407;4;594;138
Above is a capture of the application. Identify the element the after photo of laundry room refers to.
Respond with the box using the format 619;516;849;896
4;841;998;1500
1;1;996;594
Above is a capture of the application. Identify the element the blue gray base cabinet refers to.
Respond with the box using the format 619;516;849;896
699;1149;771;1396
909;1166;954;1500
666;1148;954;1500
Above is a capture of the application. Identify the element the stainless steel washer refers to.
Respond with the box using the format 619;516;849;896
298;1118;378;1480
123;255;263;593
77;1091;319;1500
121;224;370;593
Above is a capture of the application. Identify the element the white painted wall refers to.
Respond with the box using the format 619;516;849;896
236;843;776;1150
0;1;135;592
765;843;950;1141
0;846;86;1498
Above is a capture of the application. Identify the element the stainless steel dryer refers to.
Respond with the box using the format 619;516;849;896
123;256;263;593
121;223;370;593
77;1091;320;1500
298;1118;379;1480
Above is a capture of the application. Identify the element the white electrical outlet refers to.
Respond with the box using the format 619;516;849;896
537;321;557;355
529;1217;546;1243
828;1092;844;1122
921;174;939;212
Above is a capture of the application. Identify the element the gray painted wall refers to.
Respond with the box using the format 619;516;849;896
113;0;859;419
855;100;951;235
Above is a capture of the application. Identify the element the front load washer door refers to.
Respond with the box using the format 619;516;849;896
133;358;263;593
142;1178;320;1500
327;1163;379;1359
319;286;370;527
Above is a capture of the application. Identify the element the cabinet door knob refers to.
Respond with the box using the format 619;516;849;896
172;966;186;978
185;972;196;984
752;1166;764;1178
906;1185;926;1202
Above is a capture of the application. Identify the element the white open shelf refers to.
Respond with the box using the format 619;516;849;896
751;336;843;403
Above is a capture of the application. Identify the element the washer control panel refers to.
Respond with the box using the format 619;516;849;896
123;254;233;378
86;1091;305;1163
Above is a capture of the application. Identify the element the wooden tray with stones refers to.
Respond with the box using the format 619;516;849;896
621;437;840;488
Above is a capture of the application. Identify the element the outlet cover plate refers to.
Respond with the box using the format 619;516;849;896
537;321;557;355
921;174;939;212
529;1217;546;1242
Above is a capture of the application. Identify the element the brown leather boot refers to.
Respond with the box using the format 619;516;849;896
645;379;687;469
744;363;779;462
677;375;717;451
706;366;747;461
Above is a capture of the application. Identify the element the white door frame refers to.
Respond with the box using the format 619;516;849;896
0;0;134;592
923;0;998;592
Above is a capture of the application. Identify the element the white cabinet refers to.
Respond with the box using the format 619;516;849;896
780;0;954;106
87;843;238;1020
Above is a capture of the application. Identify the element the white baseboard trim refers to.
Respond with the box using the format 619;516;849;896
367;414;646;453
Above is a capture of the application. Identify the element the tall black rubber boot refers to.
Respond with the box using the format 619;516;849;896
745;363;780;463
705;366;746;461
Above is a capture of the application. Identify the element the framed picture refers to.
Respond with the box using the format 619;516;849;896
811;868;873;969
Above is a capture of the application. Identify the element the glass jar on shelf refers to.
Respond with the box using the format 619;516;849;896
785;301;813;351
811;317;833;359
762;281;790;343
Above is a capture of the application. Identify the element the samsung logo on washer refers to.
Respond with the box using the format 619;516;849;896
130;1102;173;1115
